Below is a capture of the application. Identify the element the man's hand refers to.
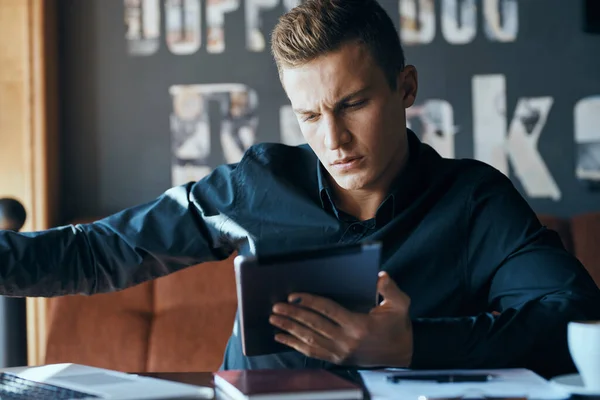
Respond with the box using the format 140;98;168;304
269;271;413;367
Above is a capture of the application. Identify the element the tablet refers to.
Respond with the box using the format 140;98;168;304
234;241;382;357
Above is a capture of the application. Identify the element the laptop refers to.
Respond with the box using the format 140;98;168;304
0;363;214;399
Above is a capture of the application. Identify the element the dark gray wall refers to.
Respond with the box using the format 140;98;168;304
58;0;600;222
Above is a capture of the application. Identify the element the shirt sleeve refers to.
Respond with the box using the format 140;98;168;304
0;163;242;297
409;165;600;378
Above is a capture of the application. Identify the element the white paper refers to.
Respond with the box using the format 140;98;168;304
358;368;570;400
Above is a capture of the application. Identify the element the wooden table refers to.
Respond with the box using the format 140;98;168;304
140;371;597;400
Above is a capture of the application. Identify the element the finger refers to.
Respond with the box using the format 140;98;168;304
274;333;340;364
269;314;335;351
377;271;410;310
272;303;340;340
285;293;354;326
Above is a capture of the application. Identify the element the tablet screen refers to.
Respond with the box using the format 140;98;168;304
235;241;381;357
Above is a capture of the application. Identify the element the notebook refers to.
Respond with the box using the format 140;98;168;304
213;369;364;400
358;368;570;400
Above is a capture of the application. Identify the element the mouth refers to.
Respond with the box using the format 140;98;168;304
330;156;363;170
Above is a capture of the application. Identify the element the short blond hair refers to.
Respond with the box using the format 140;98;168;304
271;0;405;89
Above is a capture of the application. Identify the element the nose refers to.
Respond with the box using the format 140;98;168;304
321;113;351;150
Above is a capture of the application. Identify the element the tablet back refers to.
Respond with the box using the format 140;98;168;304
234;241;381;357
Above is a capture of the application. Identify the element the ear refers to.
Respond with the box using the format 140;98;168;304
396;65;418;108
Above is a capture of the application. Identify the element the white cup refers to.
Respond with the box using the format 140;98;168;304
568;321;600;390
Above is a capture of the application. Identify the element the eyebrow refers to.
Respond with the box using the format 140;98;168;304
293;86;371;115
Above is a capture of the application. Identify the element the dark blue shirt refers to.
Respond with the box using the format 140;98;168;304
1;130;599;378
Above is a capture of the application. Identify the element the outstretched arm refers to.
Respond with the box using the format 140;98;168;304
0;164;242;297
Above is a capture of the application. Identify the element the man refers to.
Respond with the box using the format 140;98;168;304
1;0;599;379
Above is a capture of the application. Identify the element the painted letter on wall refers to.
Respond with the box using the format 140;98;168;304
207;0;240;53
441;0;477;45
399;0;435;45
574;96;600;183
473;74;560;200
407;99;456;158
165;0;202;55
483;0;518;42
246;0;279;52
125;0;161;55
170;83;258;184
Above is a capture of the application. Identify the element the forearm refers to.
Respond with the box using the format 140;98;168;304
0;183;235;297
409;291;600;378
0;225;96;297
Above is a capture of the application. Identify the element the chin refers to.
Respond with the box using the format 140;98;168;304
331;173;370;191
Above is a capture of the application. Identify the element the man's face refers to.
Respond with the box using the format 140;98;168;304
282;41;417;192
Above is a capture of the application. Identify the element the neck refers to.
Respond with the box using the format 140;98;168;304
334;190;387;221
330;137;410;221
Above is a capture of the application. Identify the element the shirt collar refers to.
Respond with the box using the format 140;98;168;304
316;129;423;222
317;160;338;215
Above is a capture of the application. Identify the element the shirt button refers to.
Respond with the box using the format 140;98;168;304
352;225;361;233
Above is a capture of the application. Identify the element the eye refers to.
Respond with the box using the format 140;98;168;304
344;99;367;109
302;114;318;123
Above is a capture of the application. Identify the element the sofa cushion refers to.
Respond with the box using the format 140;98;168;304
147;256;237;372
537;214;574;253
44;282;153;372
570;212;600;287
44;256;237;373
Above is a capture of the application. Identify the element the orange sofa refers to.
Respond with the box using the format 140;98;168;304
43;213;600;373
